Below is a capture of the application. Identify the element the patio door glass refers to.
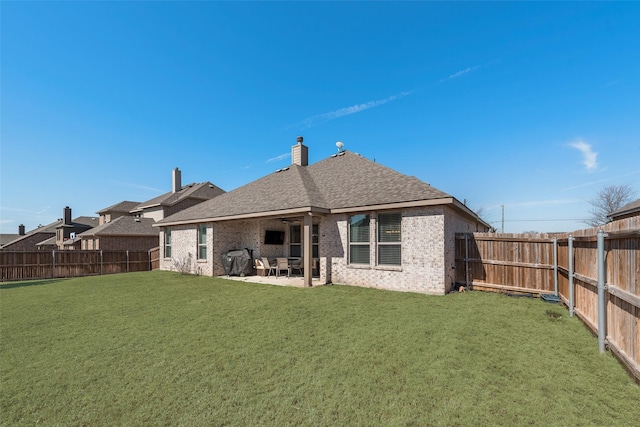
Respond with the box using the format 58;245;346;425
289;224;319;258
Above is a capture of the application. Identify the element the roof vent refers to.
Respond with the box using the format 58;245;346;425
135;218;141;222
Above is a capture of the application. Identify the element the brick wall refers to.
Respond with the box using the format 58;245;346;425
321;207;449;294
160;219;295;276
142;207;164;221
159;224;209;275
443;206;489;293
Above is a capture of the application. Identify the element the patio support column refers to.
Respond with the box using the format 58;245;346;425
303;213;313;287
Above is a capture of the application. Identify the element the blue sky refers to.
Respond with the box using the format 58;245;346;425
1;2;639;234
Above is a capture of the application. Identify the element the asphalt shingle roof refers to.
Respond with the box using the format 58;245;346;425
79;216;157;237
36;236;57;246
131;182;225;212
157;151;452;225
1;216;98;247
608;198;640;219
96;201;141;214
0;234;20;246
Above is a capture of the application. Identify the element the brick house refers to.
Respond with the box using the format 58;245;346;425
78;216;159;251
155;138;489;295
78;168;226;251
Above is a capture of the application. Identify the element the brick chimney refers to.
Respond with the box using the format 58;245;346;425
172;167;182;193
291;136;308;166
18;224;25;235
63;206;72;225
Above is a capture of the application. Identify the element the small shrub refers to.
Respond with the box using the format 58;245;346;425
172;253;193;275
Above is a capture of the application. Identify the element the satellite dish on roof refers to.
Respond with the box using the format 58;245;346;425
336;141;344;152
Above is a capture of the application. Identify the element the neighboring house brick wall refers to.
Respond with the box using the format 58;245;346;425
142;207;164;221
95;236;159;251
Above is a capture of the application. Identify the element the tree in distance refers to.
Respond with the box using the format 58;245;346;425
585;184;636;227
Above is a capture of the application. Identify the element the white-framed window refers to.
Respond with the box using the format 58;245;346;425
349;214;370;264
164;228;171;258
197;224;207;260
289;224;319;258
378;212;401;266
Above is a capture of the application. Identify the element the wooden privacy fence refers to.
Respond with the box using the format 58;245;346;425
455;216;640;382
0;249;161;282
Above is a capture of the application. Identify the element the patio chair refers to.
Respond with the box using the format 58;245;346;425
261;257;277;277
255;258;266;276
276;257;290;278
290;259;303;276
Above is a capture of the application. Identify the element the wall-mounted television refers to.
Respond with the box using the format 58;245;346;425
264;230;285;245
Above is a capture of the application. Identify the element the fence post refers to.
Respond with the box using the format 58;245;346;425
52;250;55;279
568;235;574;317
465;233;470;288
126;250;129;273
597;230;607;353
553;237;558;296
149;250;152;271
100;250;103;276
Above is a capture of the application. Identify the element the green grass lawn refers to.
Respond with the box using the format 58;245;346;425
1;272;639;426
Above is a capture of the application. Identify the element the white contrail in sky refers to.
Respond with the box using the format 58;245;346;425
440;65;480;82
292;91;413;129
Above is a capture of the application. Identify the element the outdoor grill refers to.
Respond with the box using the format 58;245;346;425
221;248;254;276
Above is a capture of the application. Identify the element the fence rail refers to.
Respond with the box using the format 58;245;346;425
0;249;161;282
455;216;640;382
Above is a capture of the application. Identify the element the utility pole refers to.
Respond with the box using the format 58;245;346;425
501;204;504;233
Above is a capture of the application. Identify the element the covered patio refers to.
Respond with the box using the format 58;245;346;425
212;210;326;287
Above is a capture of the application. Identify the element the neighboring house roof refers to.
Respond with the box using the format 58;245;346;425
96;201;141;215
157;150;487;227
607;198;640;221
61;217;100;228
36;236;57;247
63;237;82;246
79;216;158;237
131;182;225;213
0;234;20;247
2;216;98;248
